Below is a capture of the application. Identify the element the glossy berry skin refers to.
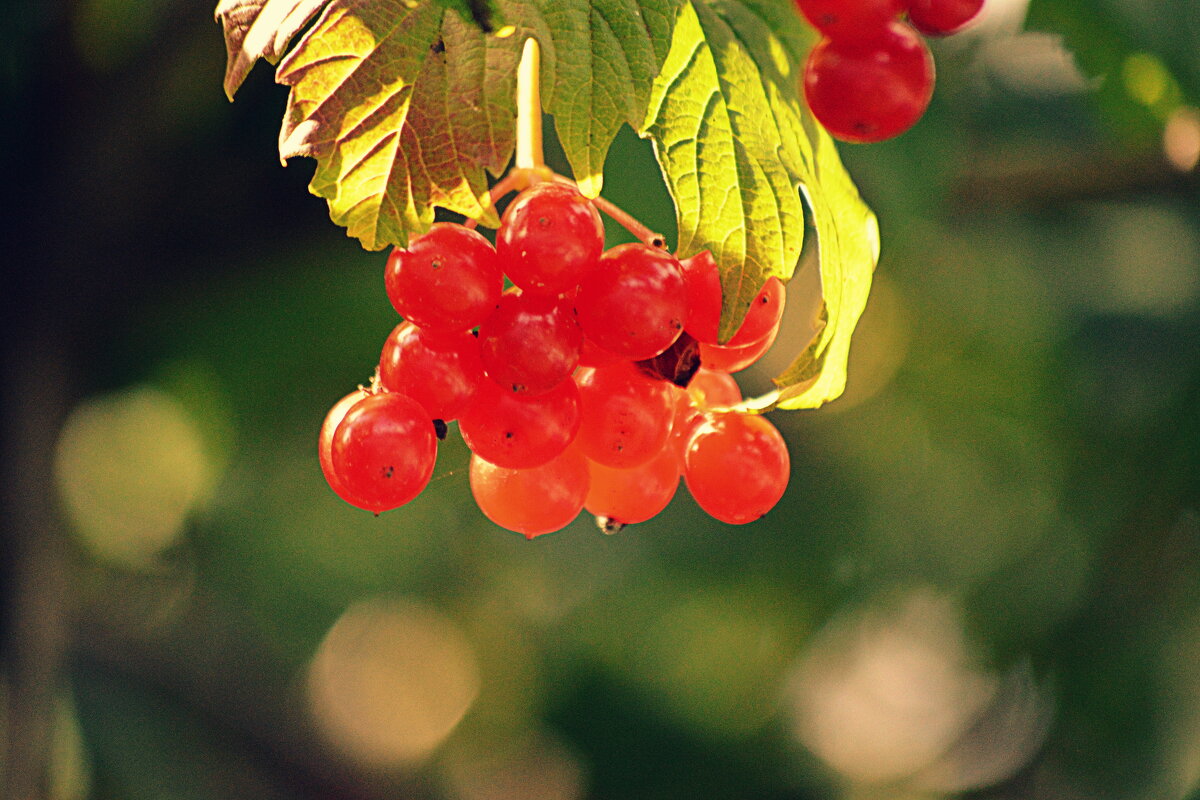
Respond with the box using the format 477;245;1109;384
575;243;687;361
330;393;438;513
319;389;370;503
459;377;581;469
575;363;675;469
794;0;908;41
378;323;486;421
496;183;605;295
804;22;935;143
479;292;581;395
584;447;680;526
907;0;983;36
578;335;625;368
684;411;790;525
385;223;503;333
682;252;786;346
688;368;743;408
699;317;781;373
669;369;742;461
470;448;590;538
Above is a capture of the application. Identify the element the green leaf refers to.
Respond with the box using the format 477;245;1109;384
219;0;878;409
641;0;877;407
222;0;683;248
774;137;879;410
276;0;516;247
533;0;683;197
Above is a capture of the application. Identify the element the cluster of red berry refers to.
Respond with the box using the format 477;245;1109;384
318;181;792;537
798;0;986;143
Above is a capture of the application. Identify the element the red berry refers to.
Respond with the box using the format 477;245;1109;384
459;377;581;469
668;369;742;462
578;335;626;368
585;447;680;526
794;0;908;41
496;183;605;295
575;243;687;361
684;411;790;524
681;252;786;346
688;368;742;408
378;323;485;421
330;393;438;513
478;292;581;395
669;387;704;465
907;0;984;36
699;318;781;373
385;223;503;333
470;448;590;538
574;362;675;469
319;388;369;502
803;22;935;143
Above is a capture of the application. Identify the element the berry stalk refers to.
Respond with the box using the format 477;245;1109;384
515;37;544;171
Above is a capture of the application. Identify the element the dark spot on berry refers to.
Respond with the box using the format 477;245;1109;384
671;319;682;330
432;419;448;440
431;259;442;270
510;383;525;393
596;516;625;534
537;215;550;228
471;329;479;337
504;431;514;439
382;465;394;478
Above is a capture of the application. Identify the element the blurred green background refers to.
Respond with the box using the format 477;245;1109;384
3;0;1200;798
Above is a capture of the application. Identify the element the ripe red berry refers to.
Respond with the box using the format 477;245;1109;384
478;292;581;395
669;388;703;465
385;223;503;333
378;323;486;421
803;21;935;143
684;411;790;524
794;0;908;41
329;392;438;513
458;377;581;469
907;0;984;36
585;447;680;526
575;243;687;361
470;447;590;538
578;335;626;368
668;369;742;461
496;182;605;295
574;362;675;469
699;317;781;373
681;252;786;346
319;388;370;502
688;368;743;408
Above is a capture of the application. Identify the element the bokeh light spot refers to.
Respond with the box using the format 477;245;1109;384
1164;107;1200;173
54;386;213;570
786;591;998;784
307;598;481;768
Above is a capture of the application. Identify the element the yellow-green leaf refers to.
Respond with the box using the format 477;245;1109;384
215;0;331;98
642;0;878;408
